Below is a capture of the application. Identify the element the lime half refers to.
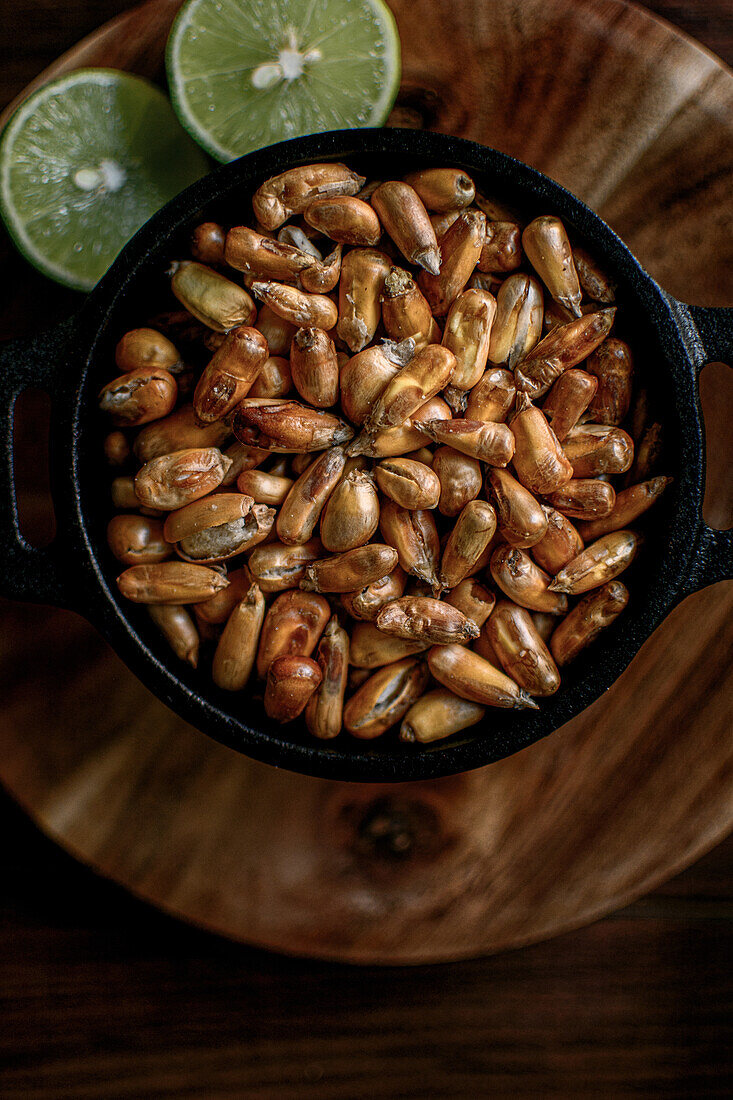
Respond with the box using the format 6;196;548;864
166;0;401;162
0;69;210;291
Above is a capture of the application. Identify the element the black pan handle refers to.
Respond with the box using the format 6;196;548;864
677;302;733;594
0;318;84;610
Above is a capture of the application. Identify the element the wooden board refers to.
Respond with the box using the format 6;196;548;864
0;0;731;964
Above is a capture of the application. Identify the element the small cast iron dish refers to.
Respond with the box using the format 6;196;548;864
0;129;731;781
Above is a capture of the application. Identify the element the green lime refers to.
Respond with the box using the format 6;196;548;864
166;0;401;163
0;69;210;292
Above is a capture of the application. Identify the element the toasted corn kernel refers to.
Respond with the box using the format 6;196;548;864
107;514;172;565
99;367;178;427
211;582;266;690
194;325;269;423
115;328;182;374
625;422;663;485
290;326;339;407
438;500;497;591
490;545;568;614
233;399;354;453
578;476;672;541
563;424;635;477
380;266;440;350
514;308;616;398
418;209;486;316
336;247;392;352
540;368;598;441
320;469;380;551
254;302;297;355
412;417;515;466
510;392;573;495
375;457;441;510
371;181;441;275
465;368;516;424
116;561;229;604
486;467;548;549
432;446;482;517
351;396;451;458
530;507;584;573
134;404;231;463
548;530;639;594
249;280;338;330
170;262;256;331
248;355;293;400
304;616;350;739
339;342;404;424
256;589;330;677
299;242;343;294
104;430;130;467
544;478;616;521
304;195;382;246
224;226;315;282
402;168;475;212
586;338;634;425
135;447;232;510
148;604;200;667
344;657;429;739
400;688;485;743
177;503;274;563
237;469;293;505
427;644;539;709
486;600;560;696
349;621;428;667
376;596;480;645
363;344;457;433
191;221;226;266
573;246;616;304
252;163;365;230
195;565;252;624
522;215;582;317
301;544;399;593
379;499;441;588
478;222;522;273
442;289;497;390
277;445;346;544
341;567;407;622
445;578;496;630
488;273;544;368
248;538;323;593
265;655;323;722
163;493;253;543
220;440;270;484
550;580;629;665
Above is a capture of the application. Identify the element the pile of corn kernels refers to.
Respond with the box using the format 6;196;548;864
99;162;670;744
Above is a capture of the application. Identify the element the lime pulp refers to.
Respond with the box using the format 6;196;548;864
166;0;401;162
0;69;210;292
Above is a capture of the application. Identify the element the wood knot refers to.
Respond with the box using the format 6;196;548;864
349;796;443;862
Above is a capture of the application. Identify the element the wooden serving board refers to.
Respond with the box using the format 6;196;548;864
1;0;731;963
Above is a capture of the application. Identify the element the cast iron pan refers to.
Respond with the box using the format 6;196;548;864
0;129;731;781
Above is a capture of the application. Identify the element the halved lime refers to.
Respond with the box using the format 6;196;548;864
0;69;210;292
166;0;401;163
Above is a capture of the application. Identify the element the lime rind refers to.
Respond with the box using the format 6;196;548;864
0;69;210;292
166;0;401;163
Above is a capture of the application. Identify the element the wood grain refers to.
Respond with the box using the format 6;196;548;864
0;0;731;971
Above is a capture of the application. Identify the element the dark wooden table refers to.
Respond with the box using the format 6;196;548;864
1;1;732;1095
